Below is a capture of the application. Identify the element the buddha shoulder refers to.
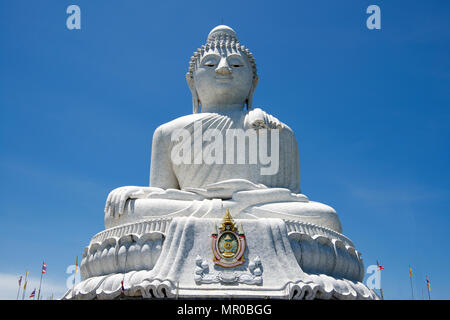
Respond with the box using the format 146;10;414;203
152;113;209;140
245;108;292;132
152;108;295;143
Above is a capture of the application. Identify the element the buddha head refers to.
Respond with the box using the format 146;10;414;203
187;25;259;113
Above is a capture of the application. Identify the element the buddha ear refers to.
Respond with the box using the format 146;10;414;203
246;75;259;110
186;73;200;114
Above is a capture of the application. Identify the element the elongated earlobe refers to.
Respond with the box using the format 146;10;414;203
193;97;199;114
246;75;259;110
186;73;200;113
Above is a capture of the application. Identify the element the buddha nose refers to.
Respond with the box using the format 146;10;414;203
215;58;232;75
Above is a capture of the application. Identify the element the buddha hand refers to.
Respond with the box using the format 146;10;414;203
104;186;164;217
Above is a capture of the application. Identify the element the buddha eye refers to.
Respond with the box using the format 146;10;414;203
202;59;218;67
228;58;244;68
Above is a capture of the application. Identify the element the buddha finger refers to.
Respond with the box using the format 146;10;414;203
108;193;114;217
114;190;123;216
105;191;114;214
104;192;113;215
118;190;133;215
104;199;109;215
111;190;120;217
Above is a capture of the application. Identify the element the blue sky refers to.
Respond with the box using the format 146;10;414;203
1;0;449;299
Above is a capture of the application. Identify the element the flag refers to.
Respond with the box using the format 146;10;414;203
29;289;36;298
18;276;22;286
23;271;29;290
409;266;413;278
376;260;384;271
426;276;431;293
41;261;47;274
75;256;78;273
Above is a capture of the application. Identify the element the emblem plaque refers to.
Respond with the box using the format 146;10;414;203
211;209;245;268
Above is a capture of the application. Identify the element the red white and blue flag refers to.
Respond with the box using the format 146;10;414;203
376;260;384;271
41;261;47;274
29;289;36;298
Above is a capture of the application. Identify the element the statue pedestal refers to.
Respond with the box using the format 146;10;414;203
63;217;378;300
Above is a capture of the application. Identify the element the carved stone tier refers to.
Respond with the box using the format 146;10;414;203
105;192;343;233
63;217;378;300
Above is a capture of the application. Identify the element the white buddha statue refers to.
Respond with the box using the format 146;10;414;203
104;25;342;233
65;25;377;300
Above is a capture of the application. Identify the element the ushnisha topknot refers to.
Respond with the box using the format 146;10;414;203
188;25;257;80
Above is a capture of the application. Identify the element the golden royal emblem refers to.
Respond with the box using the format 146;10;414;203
211;209;245;268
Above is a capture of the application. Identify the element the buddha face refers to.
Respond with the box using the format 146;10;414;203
193;50;254;108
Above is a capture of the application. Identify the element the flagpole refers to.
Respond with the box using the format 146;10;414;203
72;272;75;298
21;282;26;300
409;265;414;300
16;276;22;300
121;248;129;299
376;260;385;300
37;270;43;300
22;271;29;300
72;256;78;299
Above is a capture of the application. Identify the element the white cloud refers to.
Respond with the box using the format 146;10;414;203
0;273;68;300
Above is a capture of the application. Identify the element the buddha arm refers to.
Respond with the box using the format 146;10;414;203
149;126;180;189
